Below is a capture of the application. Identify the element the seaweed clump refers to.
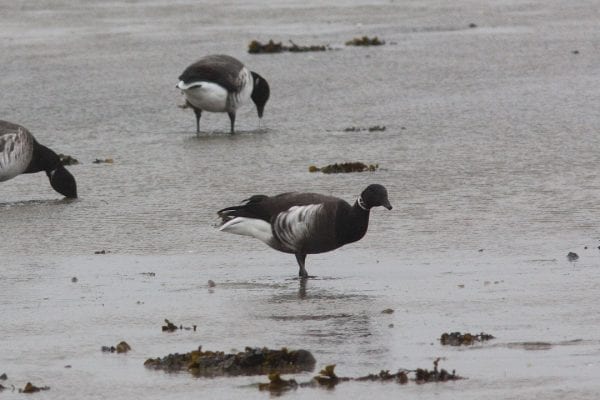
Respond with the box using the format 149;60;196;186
93;158;114;164
309;162;379;174
162;319;178;332
102;341;131;353
58;154;79;165
257;360;461;392
248;40;329;54
313;365;351;387
356;369;409;384
345;36;385;46
415;358;460;383
161;319;197;332
440;332;495;346
343;125;386;132
258;373;299;394
145;346;316;377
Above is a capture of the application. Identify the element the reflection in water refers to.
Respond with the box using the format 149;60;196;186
0;198;73;208
299;276;307;299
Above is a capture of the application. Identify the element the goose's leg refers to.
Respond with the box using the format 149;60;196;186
228;111;236;134
193;107;202;135
295;253;308;278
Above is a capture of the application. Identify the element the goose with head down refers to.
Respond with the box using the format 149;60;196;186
0;120;77;199
177;54;270;134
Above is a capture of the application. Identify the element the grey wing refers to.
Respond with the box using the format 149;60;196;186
178;55;243;92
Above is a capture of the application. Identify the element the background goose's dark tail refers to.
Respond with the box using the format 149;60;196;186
217;195;269;223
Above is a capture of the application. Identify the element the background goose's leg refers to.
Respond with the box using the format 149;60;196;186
295;253;308;278
193;107;202;135
228;111;236;134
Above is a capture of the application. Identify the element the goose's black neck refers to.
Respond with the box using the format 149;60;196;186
25;140;60;174
336;201;371;246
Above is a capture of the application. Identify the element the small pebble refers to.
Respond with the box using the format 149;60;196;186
208;280;216;288
0;373;7;380
71;277;78;283
567;252;579;261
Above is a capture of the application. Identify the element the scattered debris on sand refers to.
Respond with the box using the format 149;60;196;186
343;125;386;132
145;346;316;377
468;23;478;28
140;272;156;277
567;252;579;261
94;250;109;255
19;382;50;393
257;360;461;392
58;154;79;165
93;158;114;164
440;332;495;346
0;384;5;391
309;162;379;174
102;341;131;353
248;39;330;54
345;36;385;46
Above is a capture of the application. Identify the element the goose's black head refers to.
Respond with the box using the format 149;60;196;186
250;71;270;118
359;184;392;210
47;165;77;199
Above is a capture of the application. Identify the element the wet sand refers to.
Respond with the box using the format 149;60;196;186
2;0;600;398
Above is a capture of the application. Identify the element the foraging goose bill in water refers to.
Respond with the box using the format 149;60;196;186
217;184;392;278
0;120;77;199
47;164;77;198
177;54;270;134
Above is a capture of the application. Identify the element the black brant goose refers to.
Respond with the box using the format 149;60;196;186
217;184;392;278
0;120;77;198
177;54;270;134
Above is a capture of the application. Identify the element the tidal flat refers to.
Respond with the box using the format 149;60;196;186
2;0;600;398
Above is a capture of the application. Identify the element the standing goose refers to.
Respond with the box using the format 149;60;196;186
177;54;270;134
217;184;392;278
0;120;77;198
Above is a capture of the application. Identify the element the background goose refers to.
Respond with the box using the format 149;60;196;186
177;54;270;134
217;184;392;278
0;120;77;198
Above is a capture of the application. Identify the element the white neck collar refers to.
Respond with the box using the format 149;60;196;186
357;196;368;210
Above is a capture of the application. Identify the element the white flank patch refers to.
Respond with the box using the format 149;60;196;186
0;131;31;182
274;204;323;252
219;217;274;245
233;67;253;108
179;81;228;112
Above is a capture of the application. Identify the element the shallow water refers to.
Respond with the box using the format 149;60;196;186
2;0;600;398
